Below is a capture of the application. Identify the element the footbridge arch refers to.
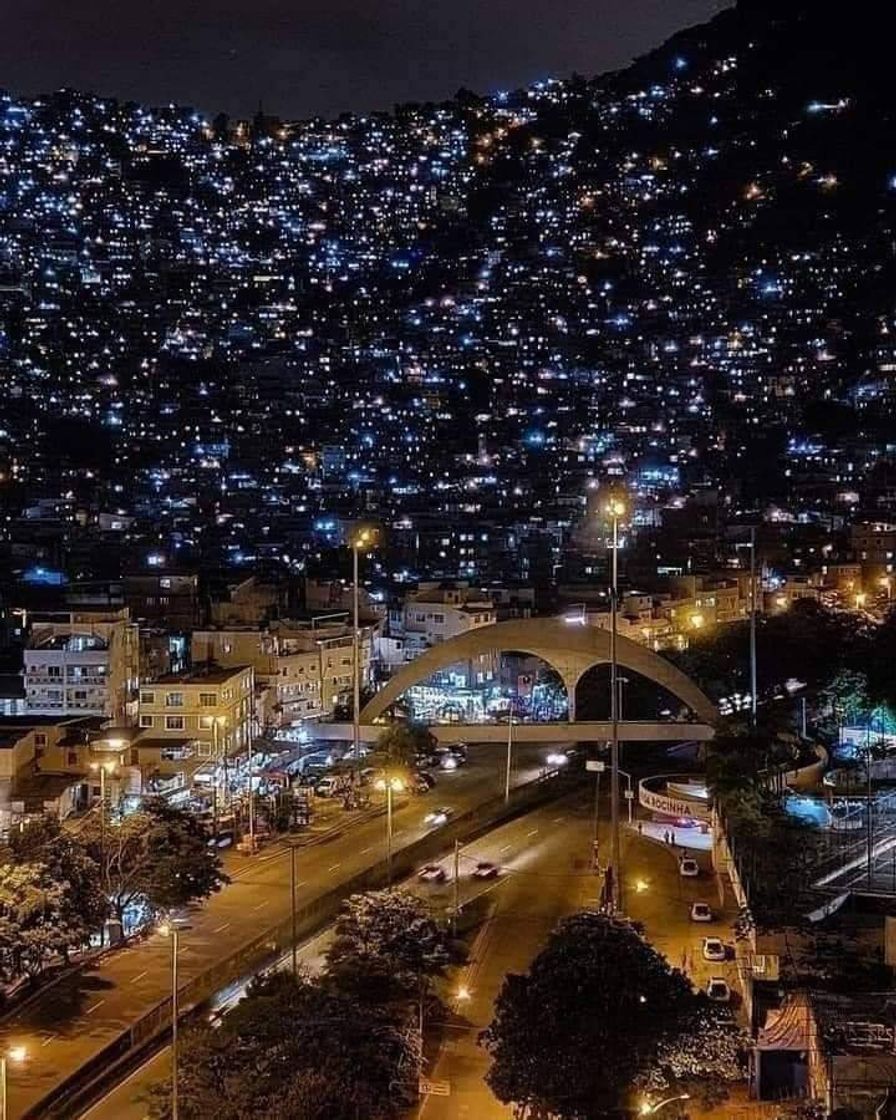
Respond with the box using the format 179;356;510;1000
360;618;717;729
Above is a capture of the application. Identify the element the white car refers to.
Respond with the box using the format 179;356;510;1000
424;806;454;827
417;864;447;883
702;936;726;962
706;977;731;1003
690;902;713;923
679;857;700;878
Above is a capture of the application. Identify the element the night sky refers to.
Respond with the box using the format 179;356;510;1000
2;0;728;119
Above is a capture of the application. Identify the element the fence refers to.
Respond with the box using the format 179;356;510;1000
24;766;582;1120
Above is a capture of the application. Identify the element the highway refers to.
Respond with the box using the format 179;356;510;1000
416;796;744;1120
81;783;750;1120
0;742;555;1120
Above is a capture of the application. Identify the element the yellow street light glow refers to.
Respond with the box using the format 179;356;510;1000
158;921;172;938
90;759;117;773
105;737;126;749
634;878;649;893
5;1046;27;1063
606;499;626;518
375;776;405;792
690;613;705;629
456;985;471;1002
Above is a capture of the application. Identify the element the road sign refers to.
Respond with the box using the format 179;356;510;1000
624;789;634;800
586;760;606;772
419;1078;451;1096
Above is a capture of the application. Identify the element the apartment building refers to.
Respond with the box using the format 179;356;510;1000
138;665;254;757
23;610;139;722
190;617;374;727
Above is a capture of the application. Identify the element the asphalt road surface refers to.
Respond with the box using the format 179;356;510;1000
416;795;744;1120
0;742;554;1120
82;784;754;1120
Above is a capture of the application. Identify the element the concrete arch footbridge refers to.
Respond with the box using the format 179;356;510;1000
356;618;717;743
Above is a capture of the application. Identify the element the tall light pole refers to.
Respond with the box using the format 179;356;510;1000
607;497;625;913
245;725;255;854
290;843;299;978
750;526;758;728
160;921;187;1120
376;776;404;888
504;702;513;803
90;760;116;893
211;717;221;839
1;1047;27;1120
352;528;374;779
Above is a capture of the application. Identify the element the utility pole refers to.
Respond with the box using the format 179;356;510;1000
750;526;758;728
352;538;361;775
453;840;460;931
291;844;299;978
608;498;625;913
211;718;220;840
504;704;513;803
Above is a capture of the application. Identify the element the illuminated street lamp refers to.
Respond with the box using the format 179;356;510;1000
352;528;376;776
90;759;117;892
1;1047;27;1120
159;919;190;1120
375;775;404;887
606;496;626;913
640;1093;690;1115
210;716;228;838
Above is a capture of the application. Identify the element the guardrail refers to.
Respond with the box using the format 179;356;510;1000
26;765;584;1120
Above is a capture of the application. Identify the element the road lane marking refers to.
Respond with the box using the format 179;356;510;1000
527;828;539;837
213;923;231;933
41;1034;56;1047
360;846;372;854
500;844;511;853
130;970;148;984
553;815;565;823
85;999;105;1015
252;901;268;911
327;863;341;872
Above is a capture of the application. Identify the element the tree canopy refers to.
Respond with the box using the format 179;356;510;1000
482;911;744;1119
79;797;227;925
326;888;451;1002
147;970;418;1120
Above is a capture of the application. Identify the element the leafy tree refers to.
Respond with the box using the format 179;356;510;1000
0;861;94;981
482;912;709;1119
374;722;434;772
5;817;108;935
326;889;451;1002
79;798;227;925
146;971;417;1120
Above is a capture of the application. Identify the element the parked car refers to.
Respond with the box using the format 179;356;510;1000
314;775;349;798
690;902;714;923
417;864;447;883
471;861;499;880
702;937;726;962
679;857;700;878
424;806;455;827
412;770;436;794
706;977;731;1003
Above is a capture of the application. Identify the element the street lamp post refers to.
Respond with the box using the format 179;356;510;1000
619;767;634;825
90;760;116;892
749;526;758;728
376;776;404;888
1;1047;27;1120
504;702;513;804
160;921;188;1120
352;528;374;781
211;717;221;839
607;497;625;913
290;843;299;978
246;732;255;855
